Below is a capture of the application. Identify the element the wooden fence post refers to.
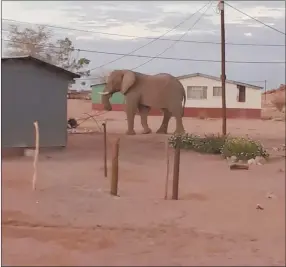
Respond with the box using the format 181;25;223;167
110;138;120;196
164;138;170;200
102;122;107;178
172;137;181;200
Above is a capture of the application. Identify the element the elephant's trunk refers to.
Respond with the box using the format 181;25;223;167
101;94;112;111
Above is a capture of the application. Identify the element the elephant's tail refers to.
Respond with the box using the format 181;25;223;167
182;91;186;117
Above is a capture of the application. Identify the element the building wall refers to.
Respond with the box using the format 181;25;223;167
2;59;70;148
179;76;261;109
91;75;262;118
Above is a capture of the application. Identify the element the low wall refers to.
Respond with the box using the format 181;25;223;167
92;104;261;119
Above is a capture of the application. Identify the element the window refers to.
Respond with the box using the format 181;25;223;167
213;86;222;97
237;85;246;102
187;86;207;100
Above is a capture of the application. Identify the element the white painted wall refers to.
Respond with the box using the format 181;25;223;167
179;76;261;109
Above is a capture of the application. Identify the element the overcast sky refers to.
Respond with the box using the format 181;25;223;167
2;1;285;90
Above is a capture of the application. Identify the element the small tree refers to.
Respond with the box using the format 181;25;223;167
271;89;285;112
6;24;91;77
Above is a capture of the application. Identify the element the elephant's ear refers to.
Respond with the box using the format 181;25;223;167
121;71;136;95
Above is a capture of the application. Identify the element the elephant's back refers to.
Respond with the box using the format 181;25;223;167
136;73;185;109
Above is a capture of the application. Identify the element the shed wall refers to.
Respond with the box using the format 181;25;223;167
2;60;70;148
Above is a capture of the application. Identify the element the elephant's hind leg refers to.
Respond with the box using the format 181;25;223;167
170;108;185;135
156;109;171;134
138;105;152;134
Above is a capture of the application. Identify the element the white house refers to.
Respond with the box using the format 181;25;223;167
177;73;263;119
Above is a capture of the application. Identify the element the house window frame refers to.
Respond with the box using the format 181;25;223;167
237;85;246;102
213;86;222;97
186;86;208;100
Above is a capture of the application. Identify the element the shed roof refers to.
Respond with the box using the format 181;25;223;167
177;72;263;90
2;55;81;79
90;82;106;87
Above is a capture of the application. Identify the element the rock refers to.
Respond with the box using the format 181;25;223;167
255;156;267;165
266;192;277;199
248;158;256;165
272;117;284;121
24;149;35;157
256;204;264;210
230;155;238;163
229;162;249;170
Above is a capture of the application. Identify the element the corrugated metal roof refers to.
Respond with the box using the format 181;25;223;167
177;72;263;90
2;55;81;79
90;82;106;87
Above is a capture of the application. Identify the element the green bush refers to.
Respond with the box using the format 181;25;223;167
168;133;269;160
220;137;269;160
169;133;226;154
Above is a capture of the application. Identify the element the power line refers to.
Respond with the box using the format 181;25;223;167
132;1;212;71
2;38;285;65
225;2;286;36
88;1;212;72
2;18;285;47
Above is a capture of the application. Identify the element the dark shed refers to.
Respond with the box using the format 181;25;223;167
2;55;80;149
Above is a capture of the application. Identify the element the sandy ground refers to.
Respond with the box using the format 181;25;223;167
2;100;285;266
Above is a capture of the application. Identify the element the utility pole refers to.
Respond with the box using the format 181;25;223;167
219;0;227;136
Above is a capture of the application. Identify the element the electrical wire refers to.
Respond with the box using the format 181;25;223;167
88;1;212;72
3;38;284;65
225;2;286;36
132;1;213;71
2;19;284;47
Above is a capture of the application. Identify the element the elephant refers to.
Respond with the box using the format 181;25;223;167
98;69;186;135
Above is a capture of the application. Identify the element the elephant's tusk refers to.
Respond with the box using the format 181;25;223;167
98;92;110;95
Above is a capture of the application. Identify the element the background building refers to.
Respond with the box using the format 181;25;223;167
91;72;263;119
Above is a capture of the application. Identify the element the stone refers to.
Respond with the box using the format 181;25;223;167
272;117;284;121
266;192;277;199
248;158;256;165
24;149;35;157
229;163;249;170
255;156;267;165
230;155;238;163
256;204;264;210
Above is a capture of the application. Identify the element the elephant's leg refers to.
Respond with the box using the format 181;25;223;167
156;109;172;134
138;105;152;134
125;95;138;135
171;108;185;135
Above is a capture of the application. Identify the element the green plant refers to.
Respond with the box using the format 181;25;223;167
220;137;269;160
168;133;269;160
168;133;226;154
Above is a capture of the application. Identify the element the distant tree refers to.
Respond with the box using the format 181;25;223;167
6;24;90;77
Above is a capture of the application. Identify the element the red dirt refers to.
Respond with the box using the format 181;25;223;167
2;100;285;266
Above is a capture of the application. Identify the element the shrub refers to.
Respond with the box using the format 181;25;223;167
168;133;269;160
169;133;226;154
220;137;269;160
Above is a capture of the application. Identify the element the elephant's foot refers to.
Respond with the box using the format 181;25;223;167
141;128;152;134
173;129;185;135
156;127;168;134
125;130;136;135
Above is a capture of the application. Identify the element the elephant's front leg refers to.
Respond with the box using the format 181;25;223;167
125;95;139;135
156;109;172;134
138;105;151;134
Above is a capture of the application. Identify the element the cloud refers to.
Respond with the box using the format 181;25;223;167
2;1;285;90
